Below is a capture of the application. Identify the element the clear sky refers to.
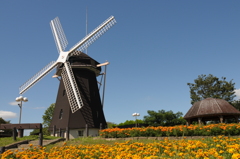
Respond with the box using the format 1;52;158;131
1;1;240;135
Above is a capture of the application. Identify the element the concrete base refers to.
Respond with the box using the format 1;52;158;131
18;129;24;138
51;128;100;139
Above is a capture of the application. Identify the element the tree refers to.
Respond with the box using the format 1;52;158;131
42;103;55;128
230;100;240;111
0;117;12;135
187;74;236;104
0;117;10;124
106;121;117;128
143;110;186;126
30;103;55;136
117;119;144;127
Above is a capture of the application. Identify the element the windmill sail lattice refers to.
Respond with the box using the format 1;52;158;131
19;61;58;94
19;15;116;113
62;62;83;113
50;17;68;53
70;16;116;56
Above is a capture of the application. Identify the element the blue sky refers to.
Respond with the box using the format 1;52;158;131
1;1;240;134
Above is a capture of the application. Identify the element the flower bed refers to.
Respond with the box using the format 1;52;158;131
100;123;240;138
2;136;240;158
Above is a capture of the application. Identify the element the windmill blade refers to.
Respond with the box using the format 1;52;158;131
50;17;68;53
19;61;58;94
69;16;117;56
61;62;84;113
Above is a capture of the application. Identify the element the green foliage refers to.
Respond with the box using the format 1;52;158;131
230;100;240;111
107;121;117;128
30;127;50;136
0;117;12;135
225;100;240;123
117;119;144;127
0;117;10;124
42;103;55;135
187;74;236;104
143;110;186;126
30;103;55;136
42;103;55;128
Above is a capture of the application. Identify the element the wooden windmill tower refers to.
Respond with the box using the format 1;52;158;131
19;16;116;138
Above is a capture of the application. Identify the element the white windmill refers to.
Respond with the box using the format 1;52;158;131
19;16;117;116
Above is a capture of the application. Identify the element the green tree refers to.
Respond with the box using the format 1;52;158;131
220;100;240;123
107;121;117;128
42;103;55;128
0;117;10;124
187;74;236;104
143;110;186;126
230;100;240;111
117;119;144;127
30;103;55;136
0;117;12;135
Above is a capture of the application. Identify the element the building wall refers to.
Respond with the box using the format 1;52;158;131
69;128;100;139
51;128;100;139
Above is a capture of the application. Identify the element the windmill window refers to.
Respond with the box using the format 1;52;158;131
63;90;66;96
59;109;63;119
78;130;84;136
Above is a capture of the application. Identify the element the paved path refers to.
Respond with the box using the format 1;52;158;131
8;138;65;152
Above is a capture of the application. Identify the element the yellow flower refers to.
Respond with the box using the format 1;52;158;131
228;148;235;153
232;153;240;159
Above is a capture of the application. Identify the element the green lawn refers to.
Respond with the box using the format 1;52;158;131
0;135;60;147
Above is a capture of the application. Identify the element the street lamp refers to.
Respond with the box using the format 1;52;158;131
15;96;28;138
132;112;140;127
15;96;28;124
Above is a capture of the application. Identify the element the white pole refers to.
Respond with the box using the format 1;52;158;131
19;101;22;124
86;7;88;54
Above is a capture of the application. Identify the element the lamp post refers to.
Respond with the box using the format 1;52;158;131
132;112;140;127
15;96;28;137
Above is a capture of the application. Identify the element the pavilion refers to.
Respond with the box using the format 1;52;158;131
184;98;240;125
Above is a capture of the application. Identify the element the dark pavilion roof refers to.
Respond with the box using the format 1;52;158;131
184;98;240;119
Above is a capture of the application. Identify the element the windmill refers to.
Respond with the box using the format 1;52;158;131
19;16;116;138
